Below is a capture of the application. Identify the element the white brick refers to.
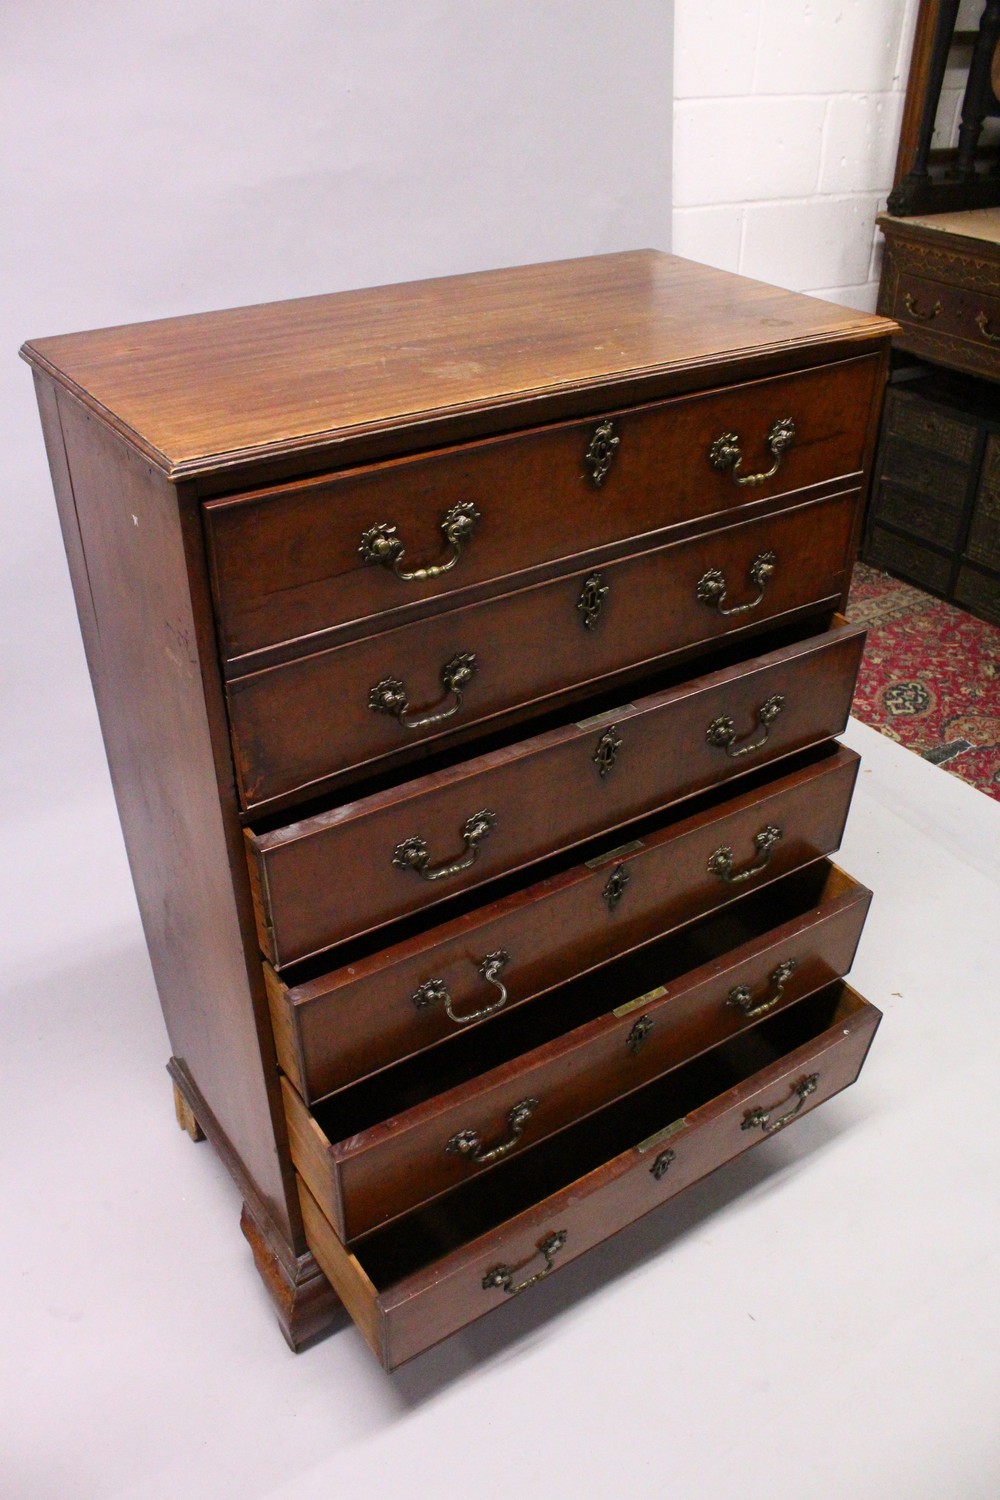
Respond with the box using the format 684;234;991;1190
806;282;881;313
672;205;744;272
754;0;911;95
819;93;905;194
673;97;826;207
932;86;964;149
740;195;880;291
674;0;761;99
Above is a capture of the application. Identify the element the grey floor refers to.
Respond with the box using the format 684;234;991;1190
4;715;999;1499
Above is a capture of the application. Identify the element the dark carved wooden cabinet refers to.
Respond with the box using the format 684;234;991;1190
23;252;894;1370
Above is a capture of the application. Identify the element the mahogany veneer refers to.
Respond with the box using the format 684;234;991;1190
23;250;894;1364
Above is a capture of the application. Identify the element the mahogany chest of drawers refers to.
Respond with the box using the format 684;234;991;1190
23;251;894;1369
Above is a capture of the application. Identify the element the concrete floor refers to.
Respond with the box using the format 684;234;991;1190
3;716;999;1500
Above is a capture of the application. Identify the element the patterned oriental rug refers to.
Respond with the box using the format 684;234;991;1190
846;563;1000;802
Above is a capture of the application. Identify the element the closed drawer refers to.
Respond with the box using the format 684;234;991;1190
864;524;952;593
883;386;978;465
205;355;881;667
283;861;871;1241
269;744;861;1102
871;481;966;550
878;437;969;507
298;981;882;1369
230;490;857;811
891;270;1000;357
246;616;864;966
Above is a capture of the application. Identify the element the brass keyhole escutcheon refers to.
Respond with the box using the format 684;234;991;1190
584;420;620;486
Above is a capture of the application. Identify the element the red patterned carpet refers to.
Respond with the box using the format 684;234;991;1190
846;563;1000;801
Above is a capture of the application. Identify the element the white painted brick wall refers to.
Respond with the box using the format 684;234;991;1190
673;0;925;312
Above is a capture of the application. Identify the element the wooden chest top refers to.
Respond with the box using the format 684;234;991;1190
21;250;895;481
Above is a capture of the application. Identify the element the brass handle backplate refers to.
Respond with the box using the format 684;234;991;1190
359;501;480;581
650;1148;675;1181
393;809;497;882
482;1230;568;1295
742;1074;819;1135
602;862;630;912
708;418;795;487
707;824;783;885
727;958;798;1019
411;950;511;1025
577;571;610;630
975;310;1000;344
706;693;785;758
369;651;477;730
696;550;776;616
448;1097;539;1165
904;292;943;322
584;420;620;486
626;1014;653;1054
592;723;623;779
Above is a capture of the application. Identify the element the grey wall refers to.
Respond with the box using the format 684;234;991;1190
2;1;672;829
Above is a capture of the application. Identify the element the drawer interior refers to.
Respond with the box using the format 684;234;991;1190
350;981;867;1286
307;861;861;1140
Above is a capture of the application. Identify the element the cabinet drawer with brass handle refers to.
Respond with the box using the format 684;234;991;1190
297;981;881;1369
204;354;882;670
891;271;1000;361
281;861;871;1242
267;744;861;1103
229;490;858;812
245;616;865;967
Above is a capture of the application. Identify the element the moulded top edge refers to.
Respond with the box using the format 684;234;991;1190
21;250;896;480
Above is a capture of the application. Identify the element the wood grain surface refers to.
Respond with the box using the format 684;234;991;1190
229;491;858;811
271;746;861;1103
204;354;882;665
300;983;882;1369
285;866;871;1242
21;251;895;480
246;617;865;966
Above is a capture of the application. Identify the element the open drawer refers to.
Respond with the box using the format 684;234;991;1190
299;981;882;1369
267;744;861;1103
282;862;871;1242
246;615;865;966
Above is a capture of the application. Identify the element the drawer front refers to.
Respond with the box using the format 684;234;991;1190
890;271;967;340
284;867;871;1241
271;745;862;1102
247;619;865;967
230;490;857;811
871;481;966;551
879;436;969;506
206;355;881;666
864;524;952;594
883;387;978;465
299;983;882;1369
891;269;1000;364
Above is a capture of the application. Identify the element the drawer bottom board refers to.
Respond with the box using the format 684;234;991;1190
299;981;881;1370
